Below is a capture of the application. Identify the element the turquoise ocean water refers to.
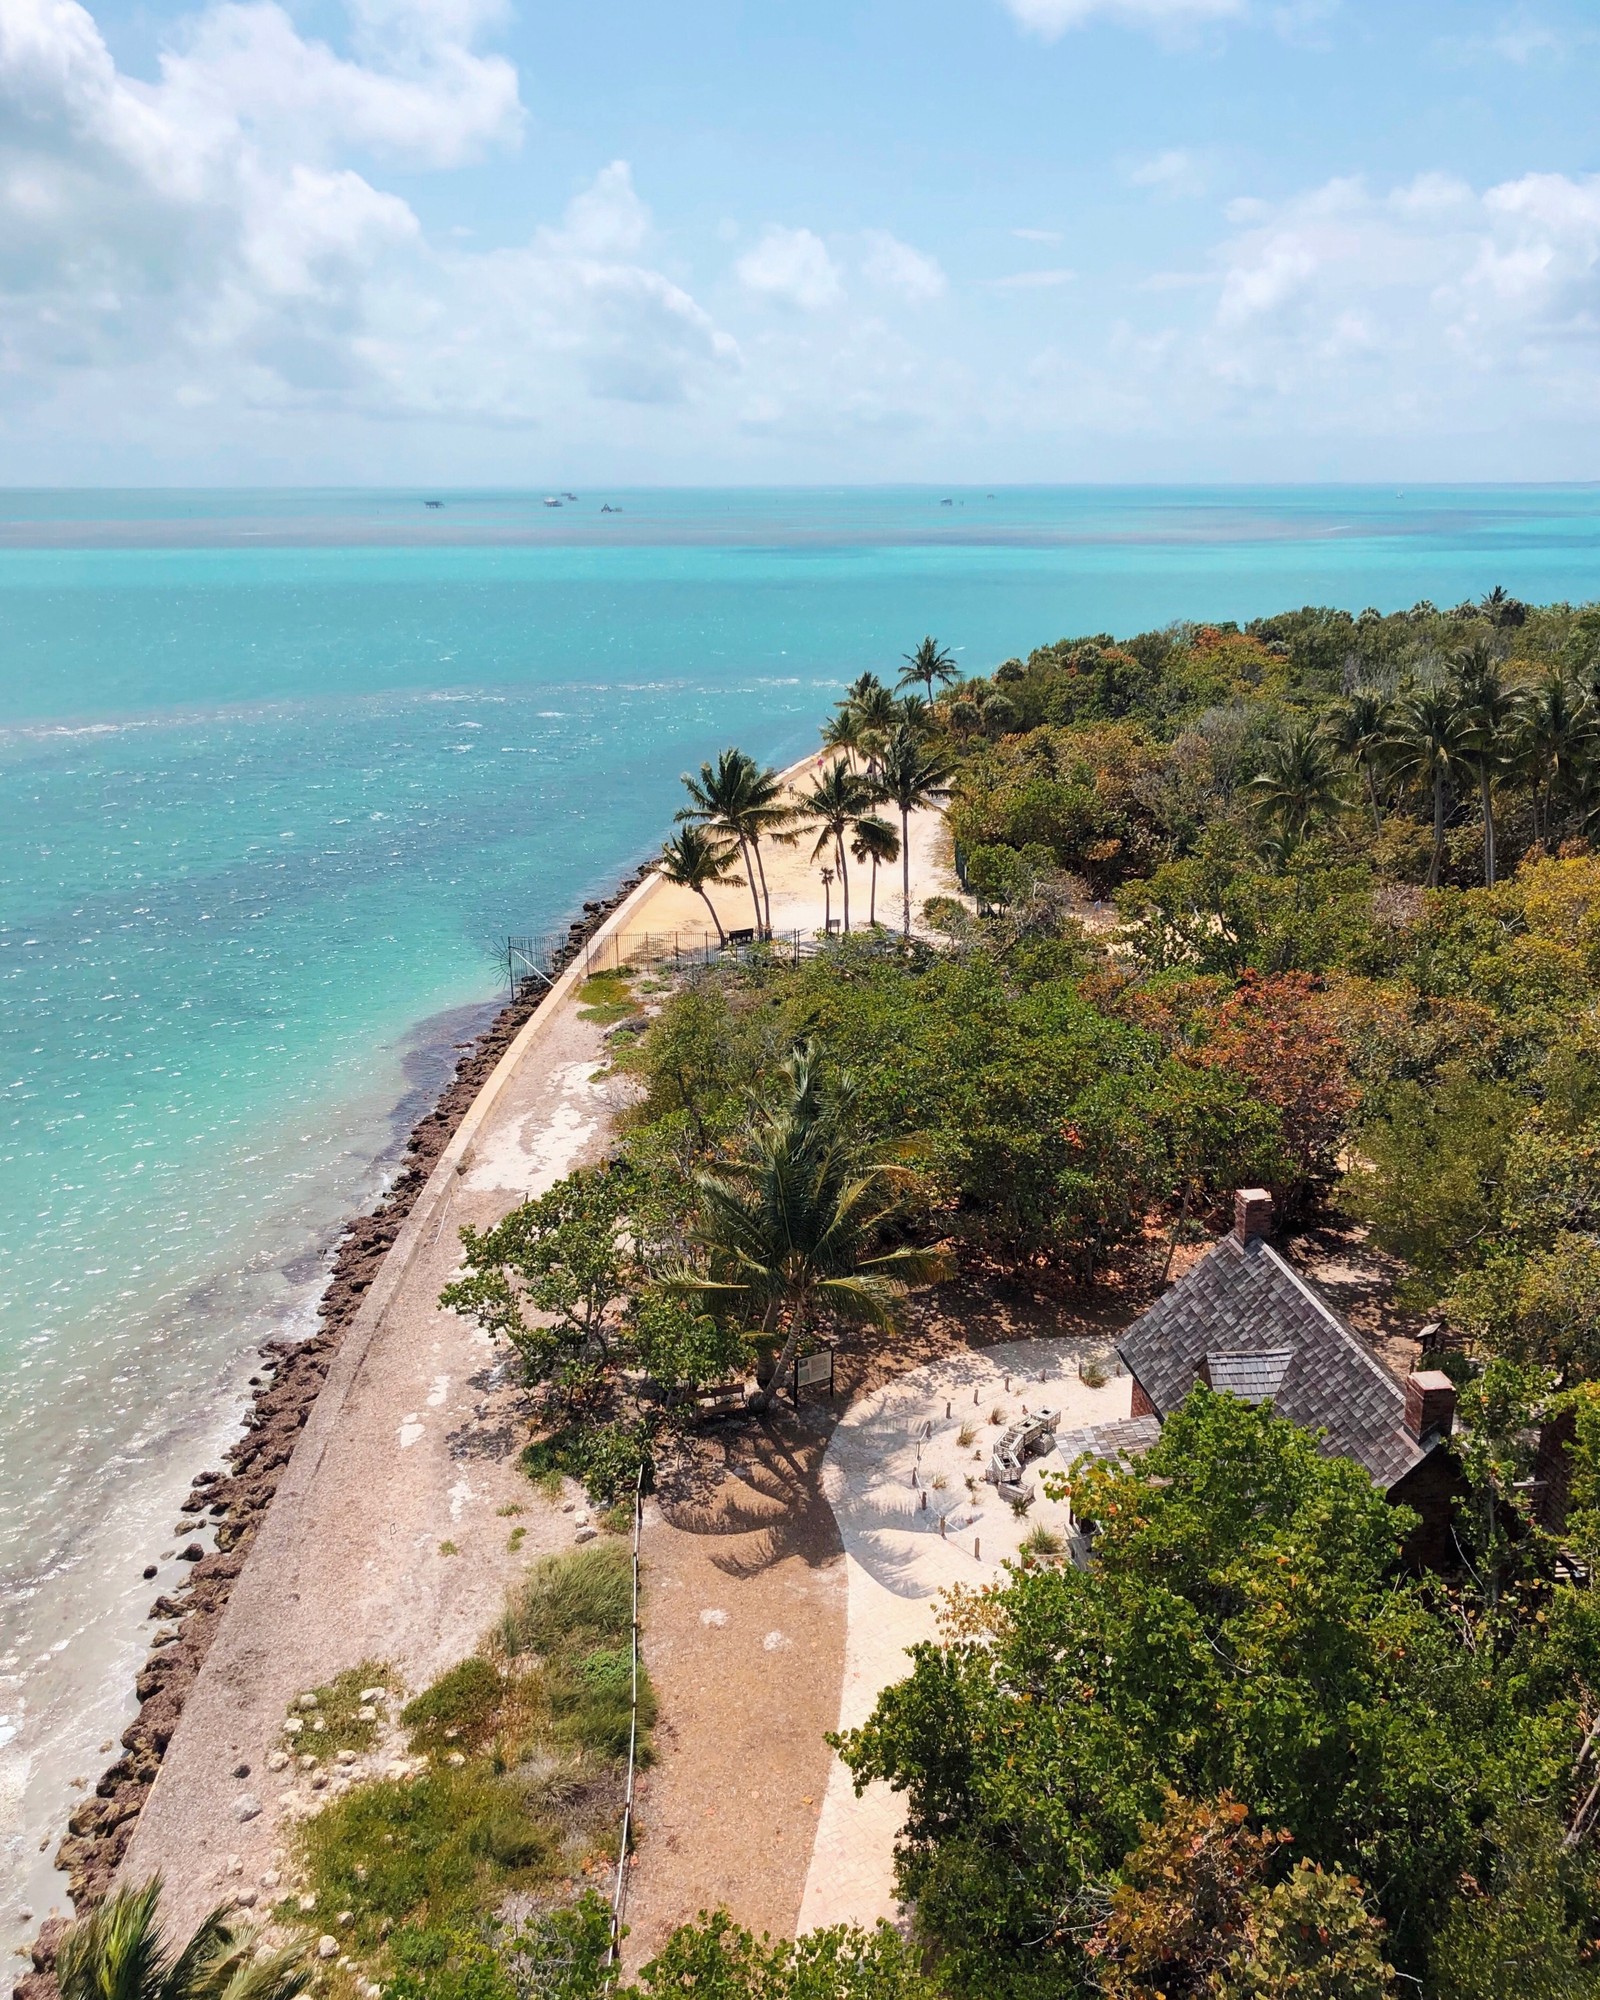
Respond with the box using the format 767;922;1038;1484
1;484;1598;1922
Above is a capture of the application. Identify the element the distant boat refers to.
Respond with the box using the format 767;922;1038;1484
562;492;579;502
424;500;442;509
543;497;562;508
940;497;953;506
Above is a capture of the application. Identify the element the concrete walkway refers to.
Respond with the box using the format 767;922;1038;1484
797;1339;1131;1933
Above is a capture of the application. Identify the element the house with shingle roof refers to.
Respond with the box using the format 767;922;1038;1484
1100;1189;1466;1566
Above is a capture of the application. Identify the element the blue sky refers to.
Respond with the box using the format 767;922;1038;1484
2;0;1598;482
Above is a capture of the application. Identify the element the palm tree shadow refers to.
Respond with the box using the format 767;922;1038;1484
654;1413;844;1578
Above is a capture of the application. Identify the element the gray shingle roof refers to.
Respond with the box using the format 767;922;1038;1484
1117;1234;1427;1491
1052;1414;1164;1469
1203;1348;1293;1404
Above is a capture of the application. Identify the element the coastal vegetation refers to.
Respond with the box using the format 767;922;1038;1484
423;597;1600;1997
53;1878;309;2000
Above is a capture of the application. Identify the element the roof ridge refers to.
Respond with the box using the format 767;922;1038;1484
1258;1241;1404;1401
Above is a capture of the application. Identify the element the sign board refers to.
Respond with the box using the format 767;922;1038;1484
796;1350;833;1389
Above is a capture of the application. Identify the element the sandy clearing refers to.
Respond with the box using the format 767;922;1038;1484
798;1340;1132;1933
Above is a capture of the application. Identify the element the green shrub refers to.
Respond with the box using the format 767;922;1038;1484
402;1656;505;1755
279;1659;392;1765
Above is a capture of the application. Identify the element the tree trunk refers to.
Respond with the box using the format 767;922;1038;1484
868;856;878;926
751;836;774;937
696;887;728;947
1364;760;1382;833
749;1317;805;1413
900;806;912;936
1480;768;1496;888
737;834;764;933
1429;772;1446;888
836;829;851;932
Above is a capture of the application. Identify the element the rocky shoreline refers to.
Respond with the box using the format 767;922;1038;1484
16;876;646;1998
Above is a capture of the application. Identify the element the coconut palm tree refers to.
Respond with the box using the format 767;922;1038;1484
1386;684;1473;888
55;1878;310;2000
1519;670;1596;850
677;748;791;936
878;725;952;936
665;1042;950;1412
850;814;900;927
850;682;900;779
820;707;864;769
657;826;743;947
1328;686;1391;831
896;636;960;701
794;759;873;932
845;671;885;705
1249;718;1347;851
1449;641;1521;887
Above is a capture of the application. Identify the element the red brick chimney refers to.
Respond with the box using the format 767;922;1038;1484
1234;1188;1273;1245
1404;1370;1457;1443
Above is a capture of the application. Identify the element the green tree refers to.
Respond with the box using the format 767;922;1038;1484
1249;717;1347;850
443;1164;637;1396
1329;686;1392;832
896;635;960;701
1517;671;1595;852
1341;1072;1520;1295
677;748;792;936
877;725;953;936
1385;684;1473;888
795;759;875;933
665;1042;949;1411
1450;642;1521;888
850;813;900;927
56;1879;309;2000
656;825;743;946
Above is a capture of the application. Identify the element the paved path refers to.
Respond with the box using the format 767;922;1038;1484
798;1340;1131;1933
120;887;657;1935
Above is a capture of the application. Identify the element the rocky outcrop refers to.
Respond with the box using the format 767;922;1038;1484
21;870;647;1992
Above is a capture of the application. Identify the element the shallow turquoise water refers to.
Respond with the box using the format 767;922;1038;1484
0;484;1597;1915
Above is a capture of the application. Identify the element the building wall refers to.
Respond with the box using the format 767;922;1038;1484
1131;1377;1157;1420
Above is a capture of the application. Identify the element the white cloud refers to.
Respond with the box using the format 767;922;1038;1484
0;0;735;428
859;230;947;302
1187;169;1600;423
1129;148;1208;198
736;226;843;310
999;0;1246;40
1012;226;1063;244
988;267;1077;289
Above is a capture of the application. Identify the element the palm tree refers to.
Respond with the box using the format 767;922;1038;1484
877;725;952;936
845;671;885;705
895;692;935;737
677;748;791;936
897;636;960;701
1328;686;1391;831
1449;641;1521;887
794;759;873;933
820;707;863;769
850;683;900;779
1249;719;1347;850
56;1878;309;2000
665;1043;950;1412
657;826;742;946
1519;670;1596;850
850;814;900;926
1385;684;1473;888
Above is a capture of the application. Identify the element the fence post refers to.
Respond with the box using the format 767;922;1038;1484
605;1460;646;1972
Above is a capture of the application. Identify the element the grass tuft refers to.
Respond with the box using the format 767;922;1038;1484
280;1661;392;1765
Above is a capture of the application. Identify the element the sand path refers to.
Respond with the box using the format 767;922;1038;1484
798;1341;1132;1932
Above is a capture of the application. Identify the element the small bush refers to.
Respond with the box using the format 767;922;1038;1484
957;1423;976;1447
1009;1490;1036;1517
1080;1359;1109;1389
1020;1522;1066;1557
990;1406;1006;1426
